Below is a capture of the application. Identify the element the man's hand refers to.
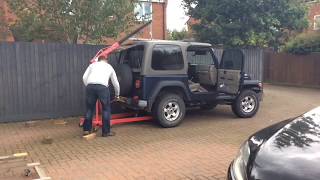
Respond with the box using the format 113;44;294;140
115;96;120;101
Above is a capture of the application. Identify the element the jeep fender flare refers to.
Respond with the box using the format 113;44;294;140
147;81;191;112
240;80;263;101
241;80;263;93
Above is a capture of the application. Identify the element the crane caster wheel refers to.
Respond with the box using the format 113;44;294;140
24;168;32;176
93;127;99;132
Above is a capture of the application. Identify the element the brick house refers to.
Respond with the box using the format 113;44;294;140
186;17;197;31
307;1;320;31
134;0;167;40
0;0;167;42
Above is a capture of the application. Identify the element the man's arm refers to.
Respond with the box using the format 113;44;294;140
110;69;120;97
82;65;91;86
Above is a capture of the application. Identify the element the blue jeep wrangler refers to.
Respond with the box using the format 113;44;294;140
111;40;263;128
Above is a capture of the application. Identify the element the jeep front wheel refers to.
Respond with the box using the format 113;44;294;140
232;90;259;118
153;93;186;128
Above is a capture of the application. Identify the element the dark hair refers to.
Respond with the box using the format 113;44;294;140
98;55;107;61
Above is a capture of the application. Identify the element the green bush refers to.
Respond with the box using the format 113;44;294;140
168;30;189;41
282;32;320;54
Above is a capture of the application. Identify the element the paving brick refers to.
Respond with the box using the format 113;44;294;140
1;85;320;179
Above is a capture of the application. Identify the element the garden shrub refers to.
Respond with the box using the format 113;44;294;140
282;32;320;54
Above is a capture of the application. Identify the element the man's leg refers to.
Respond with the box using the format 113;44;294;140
83;85;98;133
97;85;113;136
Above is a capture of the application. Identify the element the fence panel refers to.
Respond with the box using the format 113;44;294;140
0;42;104;122
242;49;264;81
264;52;320;87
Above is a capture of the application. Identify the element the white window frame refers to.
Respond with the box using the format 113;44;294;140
314;15;320;30
139;0;165;2
134;2;153;21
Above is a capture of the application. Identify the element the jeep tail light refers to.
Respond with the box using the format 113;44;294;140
135;80;141;89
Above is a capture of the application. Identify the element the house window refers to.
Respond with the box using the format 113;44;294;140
151;45;184;70
314;15;320;30
134;2;152;21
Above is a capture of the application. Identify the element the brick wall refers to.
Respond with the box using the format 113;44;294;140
308;3;320;30
133;2;167;41
152;1;167;39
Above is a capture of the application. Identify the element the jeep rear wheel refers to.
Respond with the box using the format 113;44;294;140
232;90;259;118
153;93;186;128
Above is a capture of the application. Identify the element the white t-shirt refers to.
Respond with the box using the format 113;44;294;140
82;61;120;96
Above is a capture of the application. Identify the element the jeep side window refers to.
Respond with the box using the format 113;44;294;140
220;50;243;70
187;47;216;65
151;45;184;70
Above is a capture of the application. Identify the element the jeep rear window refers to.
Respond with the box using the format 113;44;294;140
151;45;184;70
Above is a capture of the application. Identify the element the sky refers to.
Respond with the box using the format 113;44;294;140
166;0;189;31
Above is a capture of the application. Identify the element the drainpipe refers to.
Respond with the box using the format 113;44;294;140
149;0;153;39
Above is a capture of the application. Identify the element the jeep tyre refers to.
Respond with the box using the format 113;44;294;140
153;93;186;128
232;90;259;118
114;64;133;96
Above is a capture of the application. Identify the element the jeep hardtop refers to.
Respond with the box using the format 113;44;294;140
109;40;263;127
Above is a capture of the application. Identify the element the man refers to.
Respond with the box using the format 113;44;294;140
82;55;120;137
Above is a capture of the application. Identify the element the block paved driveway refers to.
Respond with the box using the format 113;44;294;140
1;85;320;180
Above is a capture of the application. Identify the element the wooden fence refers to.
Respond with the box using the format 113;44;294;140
264;51;320;87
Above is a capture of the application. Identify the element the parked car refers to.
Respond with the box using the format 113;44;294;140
110;40;263;127
228;106;320;180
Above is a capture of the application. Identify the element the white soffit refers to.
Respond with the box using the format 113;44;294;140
138;0;166;3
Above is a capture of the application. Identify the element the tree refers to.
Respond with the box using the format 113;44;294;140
6;0;137;44
168;29;190;40
183;0;309;48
